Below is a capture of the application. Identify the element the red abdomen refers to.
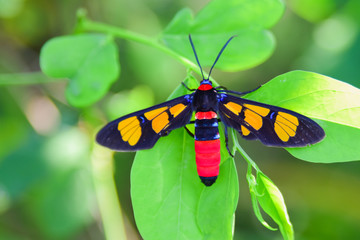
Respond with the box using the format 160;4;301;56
194;110;220;186
195;139;220;179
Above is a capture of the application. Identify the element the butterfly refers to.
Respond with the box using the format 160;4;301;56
96;35;325;186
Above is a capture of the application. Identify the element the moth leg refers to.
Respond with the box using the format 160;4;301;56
215;85;227;90
184;125;194;138
181;82;196;91
217;85;262;96
224;126;234;158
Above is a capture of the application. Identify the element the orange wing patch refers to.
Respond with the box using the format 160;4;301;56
118;116;142;146
274;112;299;142
152;112;169;133
144;107;168;120
147;104;187;134
169;104;186;118
118;103;188;144
224;102;243;115
243;104;270;117
244;109;263;130
241;125;251;136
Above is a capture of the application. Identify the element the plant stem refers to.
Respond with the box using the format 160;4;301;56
75;9;201;76
230;129;261;173
75;9;219;85
0;72;65;85
91;144;128;240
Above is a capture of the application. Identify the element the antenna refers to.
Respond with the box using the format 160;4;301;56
189;35;237;80
188;35;205;80
207;35;237;78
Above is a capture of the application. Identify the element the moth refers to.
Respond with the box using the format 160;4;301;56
96;35;325;186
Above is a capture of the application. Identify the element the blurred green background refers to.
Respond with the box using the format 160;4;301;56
0;0;360;239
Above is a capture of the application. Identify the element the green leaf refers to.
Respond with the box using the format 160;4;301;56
104;85;155;120
247;171;277;231
255;172;294;240
162;0;285;71
40;34;120;107
244;70;360;163
197;146;239;240
236;131;292;239
131;76;238;239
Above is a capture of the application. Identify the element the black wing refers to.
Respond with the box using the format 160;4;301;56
218;94;325;147
96;95;193;151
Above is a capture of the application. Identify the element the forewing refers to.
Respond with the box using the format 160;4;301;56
218;94;325;147
96;95;193;151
